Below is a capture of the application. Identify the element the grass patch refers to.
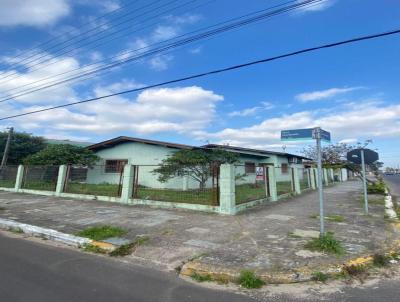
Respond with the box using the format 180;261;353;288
235;183;267;204
77;225;127;241
372;253;390;267
22;181;56;191
304;232;345;255
9;227;24;234
82;244;107;254
109;236;149;257
0;180;15;188
287;232;302;239
191;272;213;282
310;214;345;222
277;181;293;196
65;182;121;197
237;270;265;289
311;271;329;282
367;181;386;195
0;206;6;211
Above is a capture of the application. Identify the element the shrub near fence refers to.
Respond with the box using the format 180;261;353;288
22;165;59;191
131;165;219;206
235;165;269;204
64;165;123;197
0;166;18;188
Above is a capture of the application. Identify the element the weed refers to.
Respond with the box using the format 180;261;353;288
77;225;127;241
238;270;265;289
311;271;329;282
372;253;390;267
343;264;367;276
82;244;107;254
310;214;345;222
0;206;6;211
287;232;302;239
109;236;149;257
191;272;213;282
304;232;345;255
367;182;386;195
9;227;23;234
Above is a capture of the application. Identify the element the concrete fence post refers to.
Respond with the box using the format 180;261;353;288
323;168;328;186
267;165;278;202
341;168;348;181
293;167;301;194
14;165;24;192
121;164;135;203
330;168;334;182
219;164;236;215
310;168;316;190
55;165;68;196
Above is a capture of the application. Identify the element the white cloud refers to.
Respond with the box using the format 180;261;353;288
0;0;70;27
149;55;173;71
100;1;120;13
2;85;223;136
195;102;400;150
296;87;363;102
228;101;275;117
296;0;334;12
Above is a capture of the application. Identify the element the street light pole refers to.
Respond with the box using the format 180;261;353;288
360;148;368;214
314;127;325;235
1;127;13;168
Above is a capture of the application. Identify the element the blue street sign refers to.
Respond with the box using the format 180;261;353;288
281;128;331;142
281;128;313;141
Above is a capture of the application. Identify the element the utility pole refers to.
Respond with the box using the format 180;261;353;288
314;127;325;235
1;127;13;167
360;148;368;214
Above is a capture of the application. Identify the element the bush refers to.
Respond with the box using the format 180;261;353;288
238;270;265;289
367;182;386;195
304;232;345;255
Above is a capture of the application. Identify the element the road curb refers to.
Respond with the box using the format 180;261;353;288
0;218;91;248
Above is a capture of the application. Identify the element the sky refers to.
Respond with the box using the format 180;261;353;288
0;0;399;167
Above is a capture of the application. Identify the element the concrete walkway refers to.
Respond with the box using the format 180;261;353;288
0;180;395;276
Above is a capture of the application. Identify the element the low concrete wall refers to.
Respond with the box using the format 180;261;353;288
235;197;271;213
128;198;219;213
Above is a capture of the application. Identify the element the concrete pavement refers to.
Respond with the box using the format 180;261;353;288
0;180;397;282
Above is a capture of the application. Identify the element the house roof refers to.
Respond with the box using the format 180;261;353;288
202;144;312;160
87;136;194;151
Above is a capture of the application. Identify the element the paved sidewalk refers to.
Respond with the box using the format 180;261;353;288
0;180;395;276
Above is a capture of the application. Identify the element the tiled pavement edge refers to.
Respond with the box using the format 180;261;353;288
0;180;399;284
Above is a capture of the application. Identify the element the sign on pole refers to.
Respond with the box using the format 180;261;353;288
281;127;331;235
347;148;379;214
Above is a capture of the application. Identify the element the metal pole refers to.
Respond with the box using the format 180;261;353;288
1;127;13;167
315;127;325;235
361;149;368;214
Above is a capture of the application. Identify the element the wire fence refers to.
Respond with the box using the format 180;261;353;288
63;165;123;197
22;165;59;191
131;165;220;206
299;168;311;190
275;166;293;196
234;165;269;204
0;165;18;188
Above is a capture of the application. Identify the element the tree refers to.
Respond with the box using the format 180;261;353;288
153;149;239;189
0;131;45;165
301;143;356;166
23;144;99;167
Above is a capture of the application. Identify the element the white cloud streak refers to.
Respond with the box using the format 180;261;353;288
296;87;364;102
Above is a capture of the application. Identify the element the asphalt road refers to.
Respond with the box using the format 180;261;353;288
384;174;400;199
0;233;254;302
2;232;400;302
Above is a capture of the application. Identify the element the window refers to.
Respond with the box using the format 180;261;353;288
105;159;128;173
281;163;288;174
245;162;255;173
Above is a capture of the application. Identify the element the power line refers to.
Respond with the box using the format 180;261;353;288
1;28;398;121
0;0;145;79
0;0;324;103
0;0;185;84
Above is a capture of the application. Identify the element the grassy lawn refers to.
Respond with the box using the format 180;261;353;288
277;181;293;196
299;179;310;190
136;187;217;206
0;180;15;188
22;181;56;191
65;182;120;197
235;183;267;204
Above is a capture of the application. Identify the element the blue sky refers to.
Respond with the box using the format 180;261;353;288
0;0;399;167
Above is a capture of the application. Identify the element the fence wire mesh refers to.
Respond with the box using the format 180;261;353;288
299;168;311;190
234;165;269;204
63;165;123;197
131;165;219;206
0;165;18;188
275;166;294;196
22;166;59;191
